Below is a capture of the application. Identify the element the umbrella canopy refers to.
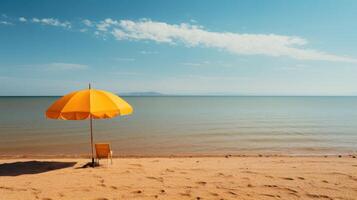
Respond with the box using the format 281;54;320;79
46;89;132;120
46;85;133;167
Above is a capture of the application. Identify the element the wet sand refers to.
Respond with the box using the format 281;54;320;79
1;156;357;200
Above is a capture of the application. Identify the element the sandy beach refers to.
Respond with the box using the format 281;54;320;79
1;156;357;200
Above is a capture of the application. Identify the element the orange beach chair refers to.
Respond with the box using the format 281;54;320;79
95;143;113;165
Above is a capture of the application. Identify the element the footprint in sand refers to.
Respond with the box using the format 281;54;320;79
242;170;259;175
180;193;191;197
0;186;14;191
110;186;118;190
146;176;164;182
98;179;106;187
121;170;131;174
227;191;237;196
1;186;28;192
264;185;298;195
196;181;207;186
31;188;41;195
264;184;278;188
283;187;298;194
261;194;276;198
216;172;233;178
165;169;175;173
289;192;300;197
210;192;219;196
306;193;333;200
281;177;294;180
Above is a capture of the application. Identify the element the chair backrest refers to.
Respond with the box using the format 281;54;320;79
95;143;111;159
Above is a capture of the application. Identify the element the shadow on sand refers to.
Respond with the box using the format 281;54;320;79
0;161;77;176
77;162;99;168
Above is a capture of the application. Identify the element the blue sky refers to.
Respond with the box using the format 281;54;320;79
1;0;357;95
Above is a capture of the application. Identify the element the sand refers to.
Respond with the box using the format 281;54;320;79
1;156;357;200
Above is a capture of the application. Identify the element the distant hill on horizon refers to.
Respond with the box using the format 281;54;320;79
119;92;165;96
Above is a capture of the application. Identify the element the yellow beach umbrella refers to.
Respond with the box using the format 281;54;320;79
46;84;133;166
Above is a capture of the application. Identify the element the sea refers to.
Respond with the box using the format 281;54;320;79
1;96;357;156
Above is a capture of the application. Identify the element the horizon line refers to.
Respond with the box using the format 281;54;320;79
1;95;357;97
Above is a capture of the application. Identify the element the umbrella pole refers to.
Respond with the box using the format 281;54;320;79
89;83;95;167
90;115;94;167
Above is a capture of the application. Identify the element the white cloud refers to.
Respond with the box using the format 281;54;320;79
96;18;119;31
97;23;109;31
0;21;13;25
82;19;93;27
32;18;71;28
190;19;197;23
106;19;357;63
19;17;27;22
140;50;159;55
2;16;356;63
46;63;88;70
32;18;40;23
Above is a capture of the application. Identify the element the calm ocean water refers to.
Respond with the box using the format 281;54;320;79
0;96;357;156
